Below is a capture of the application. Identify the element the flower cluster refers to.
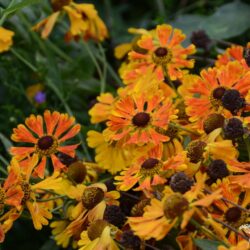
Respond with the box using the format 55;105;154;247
0;1;250;249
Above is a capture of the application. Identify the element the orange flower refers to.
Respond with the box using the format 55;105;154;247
128;24;196;81
6;156;64;230
128;172;221;240
208;178;250;244
0;209;20;243
216;43;250;70
115;144;187;194
10;110;80;178
105;92;178;145
185;61;250;130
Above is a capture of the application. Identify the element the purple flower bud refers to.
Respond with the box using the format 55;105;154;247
34;91;46;104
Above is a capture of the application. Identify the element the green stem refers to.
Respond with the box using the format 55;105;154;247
81;41;103;84
36;195;66;202
97;43;107;93
95;52;123;86
0;0;16;26
170;122;201;136
51;205;63;213
46;40;73;63
10;48;38;72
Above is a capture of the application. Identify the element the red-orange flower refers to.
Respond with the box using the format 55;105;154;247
105;92;178;145
216;43;250;69
128;24;196;81
185;61;250;130
10;110;80;178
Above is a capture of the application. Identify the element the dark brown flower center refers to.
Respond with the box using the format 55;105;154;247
132;112;150;127
203;113;225;134
82;187;104;209
154;47;168;57
207;159;229;181
67;161;87;184
141;158;159;170
170;172;194;194
225;207;242;223
104;205;126;228
163;194;189;219
221;89;245;115
87;220;109;240
37;136;54;150
187;140;207;163
212;87;227;100
224;118;244;139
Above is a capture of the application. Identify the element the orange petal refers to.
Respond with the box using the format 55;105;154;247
11;125;37;143
10;146;35;158
54;114;75;138
44;110;60;135
34;157;47;179
51;154;66;172
157;24;172;46
41;12;60;39
25;114;44;137
58;124;81;142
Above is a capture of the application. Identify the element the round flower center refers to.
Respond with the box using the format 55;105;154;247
170;172;194;194
163;194;189;219
224;118;244;140
221;89;245;115
213;87;227;100
225;207;242;223
140;158;162;178
132;112;150;127
121;230;141;249
87;220;109;240
35;135;58;157
210;86;228;108
67;161;87;184
207;159;229;181
141;158;159;169
203;113;225;134
82;187;104;209
21;182;31;204
51;0;71;11
38;136;54;150
152;47;172;65
187;140;207;163
155;47;168;57
104;205;126;228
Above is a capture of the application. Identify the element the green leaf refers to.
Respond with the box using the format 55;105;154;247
171;1;250;39
3;0;41;16
0;132;12;152
194;238;225;250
